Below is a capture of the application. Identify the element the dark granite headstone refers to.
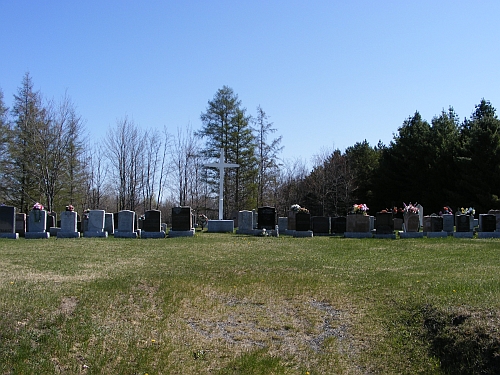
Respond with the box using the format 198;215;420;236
257;206;276;230
430;216;443;232
143;210;161;232
0;206;16;233
375;212;394;234
481;214;496;232
47;212;56;229
295;212;311;231
16;213;26;237
312;216;329;234
456;215;471;232
332;216;347;234
172;207;192;231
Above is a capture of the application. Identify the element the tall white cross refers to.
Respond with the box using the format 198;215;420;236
204;149;239;220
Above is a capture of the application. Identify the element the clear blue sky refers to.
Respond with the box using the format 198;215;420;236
2;1;500;166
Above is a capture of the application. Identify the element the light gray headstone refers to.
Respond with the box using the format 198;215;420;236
417;204;424;227
88;210;105;232
58;211;80;238
25;209;50;239
114;210;138;238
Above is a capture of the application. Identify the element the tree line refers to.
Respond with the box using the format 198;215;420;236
1;73;499;219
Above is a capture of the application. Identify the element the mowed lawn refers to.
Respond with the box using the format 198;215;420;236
1;234;499;374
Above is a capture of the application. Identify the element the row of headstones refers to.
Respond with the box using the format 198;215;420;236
0;206;199;239
235;207;500;239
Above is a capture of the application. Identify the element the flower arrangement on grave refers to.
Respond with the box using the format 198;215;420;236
351;204;369;215
290;204;309;214
32;202;45;222
403;202;419;214
65;205;74;212
440;206;453;215
32;202;44;211
460;207;475;216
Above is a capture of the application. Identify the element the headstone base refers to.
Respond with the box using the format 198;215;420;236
344;232;372;238
168;229;195;238
374;234;396;239
141;231;166;239
207;220;234;233
114;231;138;238
84;231;108;238
293;230;313;238
25;232;50;239
426;232;448;238
399;232;424;239
0;233;19;239
236;228;258;235
477;231;500;238
57;232;80;239
453;232;474;239
49;227;61;237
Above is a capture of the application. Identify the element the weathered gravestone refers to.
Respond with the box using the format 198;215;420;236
312;216;330;235
84;210;108;238
257;207;276;230
114;210;138;238
57;211;80;238
26;209;50;239
141;210;165;238
169;207;195;237
403;213;420;232
236;210;255;234
0;206;19;239
15;213;26;237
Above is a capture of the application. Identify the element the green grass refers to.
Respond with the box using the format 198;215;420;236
1;234;500;374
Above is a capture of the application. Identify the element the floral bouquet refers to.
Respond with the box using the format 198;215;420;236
403;202;419;214
461;207;475;216
290;204;309;214
32;202;44;211
352;204;369;215
65;205;75;212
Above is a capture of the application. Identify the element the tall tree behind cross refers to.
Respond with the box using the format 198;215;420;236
204;149;239;220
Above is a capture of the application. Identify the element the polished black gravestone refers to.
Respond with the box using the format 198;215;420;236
456;215;471;232
295;212;311;231
143;210;161;232
332;216;347;234
0;206;18;239
375;212;394;234
257;206;276;230
312;216;330;235
480;214;496;232
172;207;193;231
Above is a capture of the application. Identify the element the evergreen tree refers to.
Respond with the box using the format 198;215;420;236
460;99;500;211
198;86;257;217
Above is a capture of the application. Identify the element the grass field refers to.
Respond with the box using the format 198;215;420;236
1;234;500;374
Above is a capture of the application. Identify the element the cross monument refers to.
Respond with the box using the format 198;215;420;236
204;149;239;220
